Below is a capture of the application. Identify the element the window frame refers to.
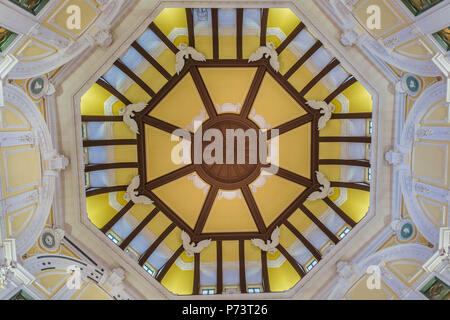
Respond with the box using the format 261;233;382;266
338;226;351;239
400;0;444;16
0;26;18;53
8;0;50;16
200;287;216;295
106;231;121;245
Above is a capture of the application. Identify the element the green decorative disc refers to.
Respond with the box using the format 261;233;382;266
399;221;414;241
30;78;45;95
42;231;55;249
404;74;421;95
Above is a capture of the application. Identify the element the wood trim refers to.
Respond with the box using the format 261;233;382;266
284;41;322;80
260;9;268;46
83;139;137;147
149;22;178;54
269;114;313;138
139;223;176;266
261;250;270;293
299;58;340;96
131;41;171;80
145;165;196;190
142;115;193;140
239;239;246;293
114;59;155;97
272;166;312;188
331;112;372;119
216;240;223;294
119;207;159;249
194;232;263;242
325;75;357;104
96;78;131;105
236;8;243;60
240;66;266;118
241;185;267;234
323;197;356;228
86;185;128;197
193;253;200;295
100;201;134;233
298;204;340;244
311;113;320;177
276;22;305;54
85;162;138;172
190;67;218;119
81;115;123;122
156;245;184;282
194;186;219;234
319;136;371;143
284;220;321;261
331;181;370;192
212;8;219;60
186;8;195;48
276;244;306;277
319;159;370;167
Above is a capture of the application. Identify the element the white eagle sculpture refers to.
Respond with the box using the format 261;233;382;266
181;231;211;257
248;42;280;72
307;171;334;201
175;43;206;74
120;102;147;134
124;176;153;205
306;100;335;130
251;227;280;254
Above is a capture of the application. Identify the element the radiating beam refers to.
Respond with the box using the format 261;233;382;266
81;115;123;122
83;139;137;147
239;239;246;293
261;250;270;293
331;181;370;192
193;253;200;295
212;8;219;60
331;112;372;119
299;58;340;96
86;186;128;197
131;42;171;80
85;162;138;172
325;75;357;104
190;67;218;118
284;41;322;80
114;60;155;97
149;22;178;54
284;220;321;261
119;207;159;250
272;167;312;188
217;240;223;294
323;197;356;228
268;114;313;139
139;223;176;266
319;159;370;167
186;8;195;48
241;186;267;234
156;245;184;282
236;9;243;60
145;165;196;190
276;22;305;54
260;9;269;46
96;78;131;105
319;136;371;143
298;204;340;244
276;244;306;278
240;66;266;118
194;186;219;234
142;115;193;139
100;201;134;233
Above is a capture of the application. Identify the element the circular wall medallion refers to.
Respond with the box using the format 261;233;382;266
402;74;421;96
398;220;415;241
39;228;65;251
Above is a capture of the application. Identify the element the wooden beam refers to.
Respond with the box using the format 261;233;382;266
284;220;321;261
194;186;219;234
241;186;267;234
114;59;155;97
190;67;218;119
269;114;313;138
142;115;193;140
261;250;270;293
186;8;195;48
96;78;131;105
146;165;196;190
298;204;340;244
194;232;263;242
119;207;159;250
319;136;371;143
276;22;305;54
276;244;306;278
239;239;246;293
236;9;243;60
156;245;184;282
284;41;322;80
131;42;171;80
139;223;176;266
260;9;268;46
212;8;219;60
216;240;223;294
331;181;370;192
149;22;178;54
85;162;138;172
193;253;200;295
86;185;128;197
311;113;320;177
319;159;370;167
325;75;357;104
323;197;357;228
299;58;340;96
240;66;266;118
81;115;123;122
83;139;137;147
100;201;134;233
331;112;372;119
272;166;312;188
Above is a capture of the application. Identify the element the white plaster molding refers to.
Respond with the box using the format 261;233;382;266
251;227;280;255
175;43;206;74
307;100;335;130
120;102;147;134
248;43;280;72
181;231;211;257
123;176;153;205
307;171;334;201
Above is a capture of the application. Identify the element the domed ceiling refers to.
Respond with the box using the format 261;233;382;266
80;7;372;295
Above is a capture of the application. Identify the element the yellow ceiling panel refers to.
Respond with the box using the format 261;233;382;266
244;239;261;261
268;259;301;292
278;122;311;178
200;240;217;263
146;211;173;237
222;240;239;262
287;209;314;233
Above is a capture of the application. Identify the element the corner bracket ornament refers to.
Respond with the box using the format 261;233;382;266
248;43;280;72
307;171;334;201
385;149;405;166
340;29;359;47
181;231;211;257
124;176;153;205
336;261;354;280
306;101;335;130
120;102;147;134
176;43;206;74
251;227;280;254
44;151;69;172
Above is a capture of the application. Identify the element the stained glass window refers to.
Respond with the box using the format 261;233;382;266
0;26;17;52
433;27;450;51
401;0;443;16
9;0;49;15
